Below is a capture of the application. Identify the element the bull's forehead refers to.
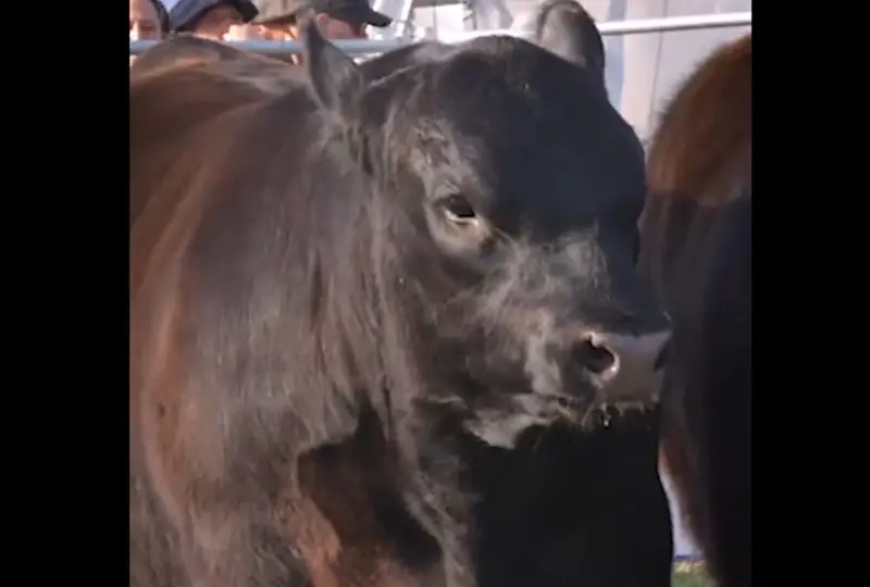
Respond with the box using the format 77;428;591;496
401;43;646;236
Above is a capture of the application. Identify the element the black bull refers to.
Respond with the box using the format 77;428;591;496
130;21;675;587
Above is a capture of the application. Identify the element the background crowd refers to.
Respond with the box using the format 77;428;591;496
130;0;392;52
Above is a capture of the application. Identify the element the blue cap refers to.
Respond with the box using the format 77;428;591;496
168;0;260;32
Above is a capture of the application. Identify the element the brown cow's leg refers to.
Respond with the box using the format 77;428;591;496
691;198;752;587
659;384;708;552
653;196;752;587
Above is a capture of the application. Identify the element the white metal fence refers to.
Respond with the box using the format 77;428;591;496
129;11;750;55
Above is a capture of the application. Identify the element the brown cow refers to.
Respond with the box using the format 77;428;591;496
638;34;752;587
132;23;673;587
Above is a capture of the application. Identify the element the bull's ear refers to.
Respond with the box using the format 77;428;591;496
302;18;365;118
531;0;606;87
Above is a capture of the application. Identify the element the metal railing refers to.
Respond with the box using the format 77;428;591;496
130;11;751;56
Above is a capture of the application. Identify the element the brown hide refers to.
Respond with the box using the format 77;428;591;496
639;33;752;587
130;43;434;587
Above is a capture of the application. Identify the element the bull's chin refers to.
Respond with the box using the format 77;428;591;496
463;393;660;449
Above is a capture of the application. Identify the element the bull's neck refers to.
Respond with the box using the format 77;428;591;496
412;414;673;587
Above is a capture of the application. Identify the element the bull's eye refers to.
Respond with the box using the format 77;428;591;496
441;195;477;224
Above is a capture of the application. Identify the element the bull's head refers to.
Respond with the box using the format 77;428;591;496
303;23;670;449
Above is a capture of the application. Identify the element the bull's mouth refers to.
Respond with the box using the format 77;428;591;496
459;389;661;449
550;394;659;430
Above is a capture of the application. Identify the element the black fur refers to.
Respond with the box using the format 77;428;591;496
522;0;606;88
131;29;672;587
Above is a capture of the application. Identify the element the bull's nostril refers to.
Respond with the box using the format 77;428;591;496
573;337;617;376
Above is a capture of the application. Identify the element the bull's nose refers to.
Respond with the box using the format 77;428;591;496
570;330;672;402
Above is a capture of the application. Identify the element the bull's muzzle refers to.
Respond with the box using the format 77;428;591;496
571;330;672;404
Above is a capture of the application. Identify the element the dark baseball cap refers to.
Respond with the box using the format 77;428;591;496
169;0;259;32
253;0;392;28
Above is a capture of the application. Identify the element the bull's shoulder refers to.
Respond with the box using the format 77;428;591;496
647;33;751;206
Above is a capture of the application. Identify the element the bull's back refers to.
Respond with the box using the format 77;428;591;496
637;34;751;587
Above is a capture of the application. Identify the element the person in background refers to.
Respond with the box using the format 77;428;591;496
252;0;392;41
220;0;391;63
131;0;170;40
130;0;170;65
168;0;259;39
